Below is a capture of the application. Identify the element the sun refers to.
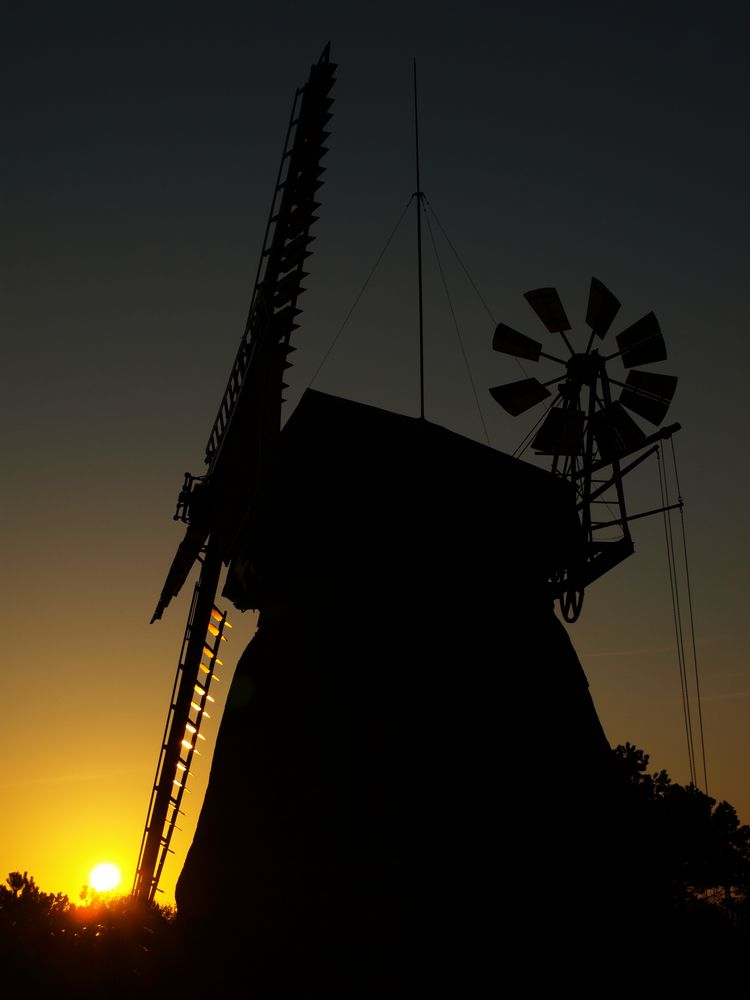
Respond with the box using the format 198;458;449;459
89;862;122;893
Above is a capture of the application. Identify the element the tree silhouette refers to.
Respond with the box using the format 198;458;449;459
0;871;175;997
613;743;749;995
613;743;750;908
1;747;748;996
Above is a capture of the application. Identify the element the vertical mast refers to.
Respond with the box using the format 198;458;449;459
413;58;425;420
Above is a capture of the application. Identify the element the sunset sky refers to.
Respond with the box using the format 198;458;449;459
4;2;749;905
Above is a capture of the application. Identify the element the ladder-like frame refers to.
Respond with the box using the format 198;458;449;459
133;544;229;902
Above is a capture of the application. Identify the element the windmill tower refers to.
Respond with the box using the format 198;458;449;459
136;46;685;995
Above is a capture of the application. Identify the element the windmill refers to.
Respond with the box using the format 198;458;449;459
132;43;336;903
132;48;690;995
490;278;682;622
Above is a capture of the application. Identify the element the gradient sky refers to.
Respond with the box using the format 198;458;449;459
4;2;749;905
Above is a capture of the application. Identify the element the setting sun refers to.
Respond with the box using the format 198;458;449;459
89;862;121;893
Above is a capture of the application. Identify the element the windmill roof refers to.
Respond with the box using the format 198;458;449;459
223;389;583;608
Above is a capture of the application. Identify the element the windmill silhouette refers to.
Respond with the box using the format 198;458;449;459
133;43;336;904
134;45;688;995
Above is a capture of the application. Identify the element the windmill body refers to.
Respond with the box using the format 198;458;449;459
138;46;682;994
171;390;675;993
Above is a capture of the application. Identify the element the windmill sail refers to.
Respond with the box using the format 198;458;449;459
150;44;336;625
133;44;336;904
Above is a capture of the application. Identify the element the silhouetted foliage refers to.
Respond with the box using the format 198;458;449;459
613;743;750;906
613;743;750;995
0;872;176;997
2;749;748;996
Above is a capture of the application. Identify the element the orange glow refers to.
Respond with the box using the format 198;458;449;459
207;624;228;642
0;596;257;909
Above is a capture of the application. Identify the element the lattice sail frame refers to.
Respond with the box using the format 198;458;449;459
133;45;335;903
150;44;336;626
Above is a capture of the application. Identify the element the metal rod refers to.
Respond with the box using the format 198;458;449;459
576;422;682;478
413;58;425;420
578;445;660;508
558;330;575;354
592;500;683;530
